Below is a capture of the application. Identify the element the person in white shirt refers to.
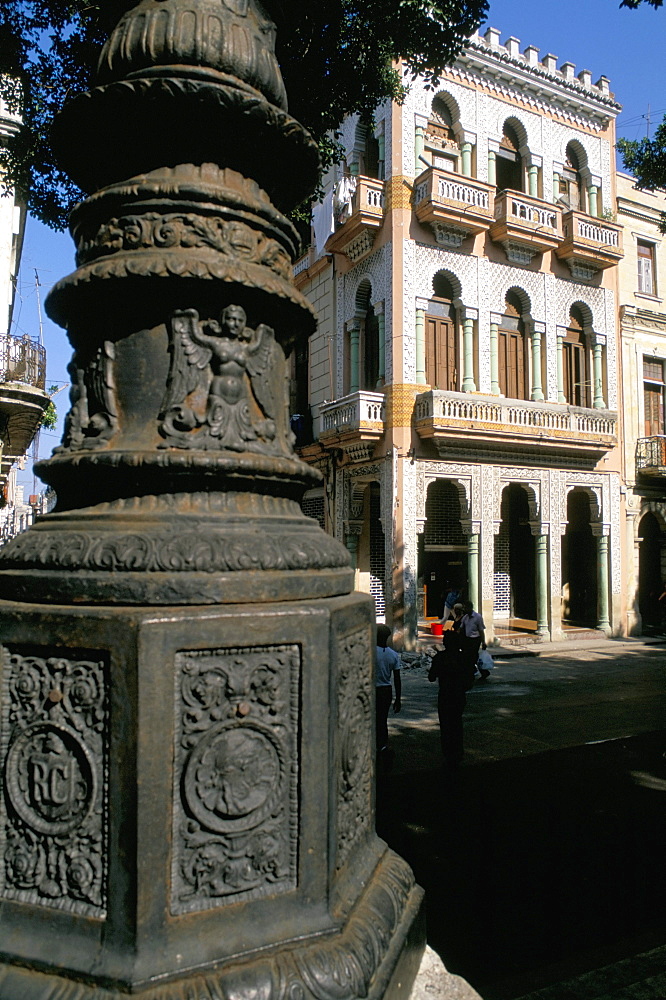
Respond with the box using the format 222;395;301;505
375;624;401;752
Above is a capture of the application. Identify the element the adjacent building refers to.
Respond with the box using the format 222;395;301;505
294;26;626;648
617;172;666;635
0;92;50;531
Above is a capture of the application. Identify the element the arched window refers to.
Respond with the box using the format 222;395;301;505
498;291;528;400
496;122;522;192
362;304;379;390
563;306;590;407
558;144;585;212
426;94;460;173
425;273;458;391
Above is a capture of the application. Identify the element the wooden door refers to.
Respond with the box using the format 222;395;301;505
499;327;526;399
426;314;457;390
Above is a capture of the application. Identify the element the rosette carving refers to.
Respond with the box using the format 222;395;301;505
172;645;299;913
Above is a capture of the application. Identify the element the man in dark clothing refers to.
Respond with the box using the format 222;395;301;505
428;629;473;764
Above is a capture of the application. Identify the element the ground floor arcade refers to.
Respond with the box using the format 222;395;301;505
304;457;622;649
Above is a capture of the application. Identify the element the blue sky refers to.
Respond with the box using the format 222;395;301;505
10;0;665;486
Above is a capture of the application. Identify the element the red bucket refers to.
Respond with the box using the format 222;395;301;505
430;621;443;636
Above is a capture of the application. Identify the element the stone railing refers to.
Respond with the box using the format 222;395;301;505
636;435;666;472
415;390;616;438
414;169;491;211
494;190;559;231
354;177;385;215
561;210;622;249
0;333;46;390
319;391;385;436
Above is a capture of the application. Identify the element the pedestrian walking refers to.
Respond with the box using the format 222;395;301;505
459;600;489;680
375;624;401;754
428;629;474;764
440;581;462;624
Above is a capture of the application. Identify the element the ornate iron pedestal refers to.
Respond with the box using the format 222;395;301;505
0;2;424;997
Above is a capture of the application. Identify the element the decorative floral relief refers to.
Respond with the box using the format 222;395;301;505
76;214;293;281
0;524;348;575
336;628;373;870
0;647;108;918
172;645;299;913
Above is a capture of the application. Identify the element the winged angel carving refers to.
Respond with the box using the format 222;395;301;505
160;305;292;455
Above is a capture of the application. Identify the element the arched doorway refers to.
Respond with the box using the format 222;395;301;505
496;121;523;192
494;484;536;625
498;290;530;401
418;479;467;618
562;490;597;626
638;511;664;633
425;272;459;391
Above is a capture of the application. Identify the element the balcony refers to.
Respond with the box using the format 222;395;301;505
556;211;623;279
0;333;50;484
324;177;385;262
318;391;386;460
415;390;617;459
636;436;666;477
413;167;494;247
490;190;561;263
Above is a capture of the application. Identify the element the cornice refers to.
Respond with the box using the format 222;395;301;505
450;37;620;132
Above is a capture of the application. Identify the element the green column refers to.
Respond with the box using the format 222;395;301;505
553;170;561;201
528;164;538;197
461;142;473;177
349;321;360;393
531;325;544;401
490;318;500;394
467;533;479;610
415;125;425;175
349;160;359;177
588;185;599;217
375;303;386;386
536;534;549;636
488;149;497;187
462;315;476;392
378;134;385;180
415;307;426;385
593;338;606;408
597;532;610;632
556;331;566;403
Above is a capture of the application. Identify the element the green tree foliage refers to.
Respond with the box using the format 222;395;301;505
616;0;665;230
0;0;488;231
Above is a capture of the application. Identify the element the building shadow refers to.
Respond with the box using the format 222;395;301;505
376;730;666;999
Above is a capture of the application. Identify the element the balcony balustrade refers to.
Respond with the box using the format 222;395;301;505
413;167;494;247
318;391;386;457
556;210;623;278
636;435;666;476
490;190;562;263
324;176;385;262
415;389;616;458
0;332;50;484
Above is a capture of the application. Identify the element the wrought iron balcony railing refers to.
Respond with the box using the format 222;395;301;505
636;435;666;475
0;332;47;390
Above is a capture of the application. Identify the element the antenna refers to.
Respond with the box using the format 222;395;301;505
34;269;44;346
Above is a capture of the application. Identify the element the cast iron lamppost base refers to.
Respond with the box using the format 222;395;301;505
0;2;425;997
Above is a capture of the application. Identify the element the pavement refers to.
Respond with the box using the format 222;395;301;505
377;636;666;999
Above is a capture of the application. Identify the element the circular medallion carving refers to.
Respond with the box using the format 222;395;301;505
5;723;96;836
184;722;282;833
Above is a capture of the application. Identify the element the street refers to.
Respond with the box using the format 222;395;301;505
376;639;666;999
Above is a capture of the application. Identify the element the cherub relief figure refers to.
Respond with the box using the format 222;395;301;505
160;305;292;455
